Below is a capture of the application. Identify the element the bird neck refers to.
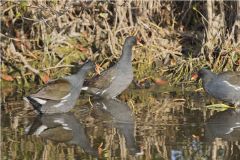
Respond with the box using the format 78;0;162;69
202;72;216;84
71;70;87;86
118;44;133;65
76;69;86;76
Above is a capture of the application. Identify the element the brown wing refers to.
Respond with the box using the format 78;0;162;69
85;66;117;89
31;79;71;100
218;71;240;86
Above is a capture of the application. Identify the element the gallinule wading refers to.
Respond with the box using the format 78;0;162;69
24;61;94;114
197;68;240;107
82;36;137;99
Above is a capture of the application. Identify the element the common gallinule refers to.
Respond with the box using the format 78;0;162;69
197;68;240;107
25;113;98;156
24;61;94;114
82;36;137;99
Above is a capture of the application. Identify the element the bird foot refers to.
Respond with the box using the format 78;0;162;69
205;103;235;111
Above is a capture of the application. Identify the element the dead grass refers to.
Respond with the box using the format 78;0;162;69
0;1;239;86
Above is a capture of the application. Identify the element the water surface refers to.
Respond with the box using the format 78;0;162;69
2;85;240;159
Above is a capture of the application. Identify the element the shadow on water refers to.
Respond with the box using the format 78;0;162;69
1;85;240;159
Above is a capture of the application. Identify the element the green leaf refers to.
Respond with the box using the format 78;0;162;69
99;13;108;19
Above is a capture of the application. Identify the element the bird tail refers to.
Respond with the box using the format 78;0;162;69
25;115;43;135
26;96;43;114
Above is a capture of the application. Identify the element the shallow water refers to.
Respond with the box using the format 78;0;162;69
1;85;240;160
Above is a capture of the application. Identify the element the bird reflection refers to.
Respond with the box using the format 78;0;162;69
91;98;141;156
25;113;98;157
25;98;141;157
205;109;240;141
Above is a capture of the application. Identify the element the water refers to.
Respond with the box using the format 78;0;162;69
1;85;240;160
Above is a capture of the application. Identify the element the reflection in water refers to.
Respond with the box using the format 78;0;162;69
25;113;98;157
205;109;240;141
24;98;141;158
91;98;141;156
2;87;240;159
204;109;240;160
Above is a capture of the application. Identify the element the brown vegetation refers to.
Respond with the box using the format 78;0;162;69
1;1;240;86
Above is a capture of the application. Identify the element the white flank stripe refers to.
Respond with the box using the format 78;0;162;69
54;119;64;124
101;89;107;95
96;91;101;95
62;123;68;126
102;103;107;110
61;93;71;100
81;87;88;90
225;128;233;135
54;119;71;130
32;97;47;104
53;102;63;108
34;125;48;135
222;81;240;91
225;125;240;135
53;99;67;108
63;126;72;130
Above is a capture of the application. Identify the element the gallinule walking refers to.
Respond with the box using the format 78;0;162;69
197;68;240;107
82;36;137;99
24;61;94;114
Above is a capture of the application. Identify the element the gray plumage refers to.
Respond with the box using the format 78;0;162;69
83;36;137;99
24;61;94;114
198;68;240;106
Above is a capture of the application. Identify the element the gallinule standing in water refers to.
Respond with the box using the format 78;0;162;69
24;61;94;114
82;36;137;99
197;68;240;107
